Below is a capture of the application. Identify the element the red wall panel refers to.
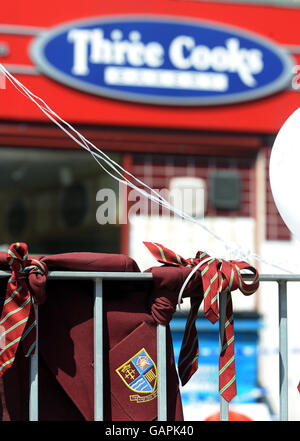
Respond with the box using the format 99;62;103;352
1;0;300;133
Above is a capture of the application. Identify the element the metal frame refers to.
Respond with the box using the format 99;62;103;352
0;270;296;421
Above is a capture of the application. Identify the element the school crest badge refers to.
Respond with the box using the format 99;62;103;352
116;348;157;403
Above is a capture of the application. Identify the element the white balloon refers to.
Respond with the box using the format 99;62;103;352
269;107;300;240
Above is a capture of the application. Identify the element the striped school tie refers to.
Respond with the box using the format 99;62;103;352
143;242;259;402
0;242;48;376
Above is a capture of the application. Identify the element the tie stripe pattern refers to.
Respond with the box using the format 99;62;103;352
177;296;202;385
144;241;259;402
218;284;236;400
0;243;47;376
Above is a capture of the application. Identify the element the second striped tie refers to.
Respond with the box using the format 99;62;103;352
143;241;259;402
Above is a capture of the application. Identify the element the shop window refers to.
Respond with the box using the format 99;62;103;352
132;151;291;241
129;153;256;270
169;176;206;218
209;170;241;211
131;153;255;218
0;147;121;254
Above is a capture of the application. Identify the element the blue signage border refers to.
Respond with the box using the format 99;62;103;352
30;14;295;106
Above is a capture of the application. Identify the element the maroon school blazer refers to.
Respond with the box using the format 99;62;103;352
0;251;203;422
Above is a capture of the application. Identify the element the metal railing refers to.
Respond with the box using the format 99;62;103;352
0;270;297;421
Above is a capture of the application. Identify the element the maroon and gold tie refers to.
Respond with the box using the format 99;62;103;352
0;242;48;376
144;241;259;402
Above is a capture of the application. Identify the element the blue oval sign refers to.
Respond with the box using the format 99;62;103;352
30;15;294;106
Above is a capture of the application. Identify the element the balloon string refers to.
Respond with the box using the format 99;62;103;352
0;63;296;274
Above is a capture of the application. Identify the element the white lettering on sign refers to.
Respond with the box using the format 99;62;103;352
67;29;91;75
68;29;164;75
169;36;263;87
67;28;263;88
105;66;228;91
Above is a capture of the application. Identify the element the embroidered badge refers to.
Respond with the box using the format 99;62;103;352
116;348;157;403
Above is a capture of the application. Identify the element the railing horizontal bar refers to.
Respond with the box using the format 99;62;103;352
243;274;300;282
47;272;154;280
0;271;154;280
1;270;300;282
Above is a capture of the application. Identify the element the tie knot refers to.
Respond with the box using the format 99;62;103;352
7;243;48;280
24;259;48;277
186;252;213;268
216;260;239;293
7;242;29;275
219;260;259;296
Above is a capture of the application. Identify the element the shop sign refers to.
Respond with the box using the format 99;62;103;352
30;16;294;105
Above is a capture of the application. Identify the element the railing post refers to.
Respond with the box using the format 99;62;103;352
219;292;229;421
157;324;167;421
278;280;288;421
29;304;38;421
94;278;103;421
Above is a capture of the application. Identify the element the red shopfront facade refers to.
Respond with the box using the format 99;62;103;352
0;0;299;256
